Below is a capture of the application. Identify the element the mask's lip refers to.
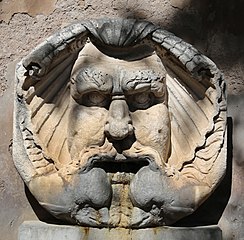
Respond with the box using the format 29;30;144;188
79;153;160;174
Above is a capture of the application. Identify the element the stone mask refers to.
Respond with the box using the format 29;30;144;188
13;18;227;228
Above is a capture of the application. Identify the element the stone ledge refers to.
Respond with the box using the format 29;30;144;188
19;221;222;240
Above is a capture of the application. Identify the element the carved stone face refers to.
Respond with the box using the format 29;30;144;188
68;43;170;172
63;42;171;226
14;19;226;229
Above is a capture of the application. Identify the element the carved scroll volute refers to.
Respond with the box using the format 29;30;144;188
13;19;226;227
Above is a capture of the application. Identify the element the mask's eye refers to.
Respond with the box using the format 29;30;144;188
82;91;110;108
129;92;154;110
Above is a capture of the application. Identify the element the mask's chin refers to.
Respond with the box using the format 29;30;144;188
66;144;167;228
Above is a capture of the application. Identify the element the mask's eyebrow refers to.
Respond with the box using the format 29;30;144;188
72;68;106;86
71;67;113;95
122;70;165;95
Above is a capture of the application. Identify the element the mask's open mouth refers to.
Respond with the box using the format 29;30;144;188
92;159;149;174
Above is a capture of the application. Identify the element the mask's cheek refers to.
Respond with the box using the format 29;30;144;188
130;103;171;162
67;104;108;159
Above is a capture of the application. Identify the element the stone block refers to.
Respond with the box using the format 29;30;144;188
19;221;83;240
19;221;222;240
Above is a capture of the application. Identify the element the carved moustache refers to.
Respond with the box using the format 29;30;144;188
62;139;166;177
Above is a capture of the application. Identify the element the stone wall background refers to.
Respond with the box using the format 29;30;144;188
0;0;243;239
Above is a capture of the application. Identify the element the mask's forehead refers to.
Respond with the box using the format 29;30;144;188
71;41;166;77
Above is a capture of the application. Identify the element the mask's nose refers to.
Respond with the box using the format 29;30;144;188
104;96;133;140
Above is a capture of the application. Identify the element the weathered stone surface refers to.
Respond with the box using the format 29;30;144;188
0;61;37;240
170;0;191;10
19;221;222;240
13;18;226;229
0;1;244;240
19;221;83;240
0;0;57;23
218;94;244;240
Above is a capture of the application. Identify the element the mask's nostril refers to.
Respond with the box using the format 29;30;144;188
105;123;130;140
128;124;134;135
104;123;109;135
